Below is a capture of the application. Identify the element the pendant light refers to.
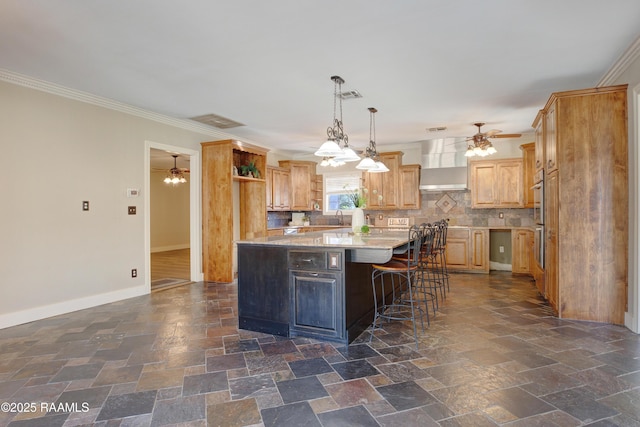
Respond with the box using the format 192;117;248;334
356;107;388;172
163;155;187;184
315;75;360;163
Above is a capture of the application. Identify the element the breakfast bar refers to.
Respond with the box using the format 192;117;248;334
236;228;411;344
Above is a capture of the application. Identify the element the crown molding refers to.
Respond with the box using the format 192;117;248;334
598;36;640;87
0;68;255;142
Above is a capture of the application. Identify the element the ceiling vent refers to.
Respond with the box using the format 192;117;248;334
190;113;245;129
427;126;447;132
339;90;362;100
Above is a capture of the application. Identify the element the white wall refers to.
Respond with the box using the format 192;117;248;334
0;80;211;328
150;171;190;252
608;49;640;333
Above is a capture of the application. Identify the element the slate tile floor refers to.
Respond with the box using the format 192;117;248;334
1;272;639;426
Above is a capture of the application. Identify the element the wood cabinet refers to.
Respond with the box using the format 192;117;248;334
512;229;533;275
312;174;323;211
266;166;290;211
533;111;545;172
399;165;421;209
445;227;489;273
363;152;420;210
520;143;535;208
202;139;267;283
363;152;401;209
470;159;524;208
279;160;316;211
536;85;628;324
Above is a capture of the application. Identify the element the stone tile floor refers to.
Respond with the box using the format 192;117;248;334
1;272;639;426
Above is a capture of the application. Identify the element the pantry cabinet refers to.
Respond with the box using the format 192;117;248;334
470;159;524;208
536;84;628;324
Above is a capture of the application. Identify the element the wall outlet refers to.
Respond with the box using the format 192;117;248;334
128;206;136;215
131;269;137;278
378;214;383;220
82;201;89;211
499;212;504;219
499;246;505;253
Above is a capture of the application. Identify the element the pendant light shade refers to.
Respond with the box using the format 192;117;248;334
355;107;388;172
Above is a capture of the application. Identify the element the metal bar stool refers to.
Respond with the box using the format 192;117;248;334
422;222;446;309
369;226;425;348
435;219;450;294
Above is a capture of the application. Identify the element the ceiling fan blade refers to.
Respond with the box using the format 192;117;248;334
485;129;502;136
491;133;522;138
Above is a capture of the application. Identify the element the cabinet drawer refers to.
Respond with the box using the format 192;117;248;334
447;228;470;239
288;251;327;270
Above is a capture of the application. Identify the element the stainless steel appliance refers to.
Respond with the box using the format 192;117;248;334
531;170;544;268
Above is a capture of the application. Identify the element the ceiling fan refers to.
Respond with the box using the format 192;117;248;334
464;122;522;157
468;122;522;141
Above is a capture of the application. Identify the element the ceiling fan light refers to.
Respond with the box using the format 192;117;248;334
315;140;343;157
486;145;497;154
356;157;377;170
464;147;475;157
164;176;172;183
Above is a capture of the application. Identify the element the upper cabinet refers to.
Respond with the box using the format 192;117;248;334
266;166;290;211
469;158;524;208
399;164;421;209
532;111;545;172
520;142;535;208
278;160;317;211
363;151;421;210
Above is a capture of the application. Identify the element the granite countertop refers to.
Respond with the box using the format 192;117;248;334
238;227;411;250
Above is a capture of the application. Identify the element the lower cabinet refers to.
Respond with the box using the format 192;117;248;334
445;227;489;273
512;229;533;275
288;250;345;342
290;270;344;340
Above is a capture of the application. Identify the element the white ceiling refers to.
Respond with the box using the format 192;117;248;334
2;0;640;162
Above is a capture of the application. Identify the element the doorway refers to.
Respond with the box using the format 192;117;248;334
145;141;201;292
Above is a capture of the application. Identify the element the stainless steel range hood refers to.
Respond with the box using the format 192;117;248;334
419;138;469;191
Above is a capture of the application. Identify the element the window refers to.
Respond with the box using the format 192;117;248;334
323;172;362;214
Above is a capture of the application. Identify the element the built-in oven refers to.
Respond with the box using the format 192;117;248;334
531;169;544;268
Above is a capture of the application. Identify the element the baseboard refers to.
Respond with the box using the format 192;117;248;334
0;285;149;330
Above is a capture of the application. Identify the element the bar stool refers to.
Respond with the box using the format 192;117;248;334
369;226;425;348
422;222;446;309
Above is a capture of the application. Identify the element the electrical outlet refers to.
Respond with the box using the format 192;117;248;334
128;206;136;215
131;269;137;278
499;246;505;253
378;214;383;220
499;212;504;219
82;201;89;211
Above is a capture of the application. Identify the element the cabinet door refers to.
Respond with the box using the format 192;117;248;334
266;167;274;210
496;160;523;207
273;169;290;210
380;153;401;208
289;163;312;210
533;113;545;172
545;171;559;312
399;165;421;209
512;229;532;274
520;143;535;208
363;171;384;208
470;229;489;271
290;270;344;340
545;101;557;173
470;162;497;208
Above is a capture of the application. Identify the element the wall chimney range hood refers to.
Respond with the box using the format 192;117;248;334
419;138;469;191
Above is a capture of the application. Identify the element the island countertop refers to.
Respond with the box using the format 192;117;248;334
237;227;412;264
237;227;410;250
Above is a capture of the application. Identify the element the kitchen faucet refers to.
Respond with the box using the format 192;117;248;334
335;210;344;226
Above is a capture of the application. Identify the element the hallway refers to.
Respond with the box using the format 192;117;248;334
0;273;638;426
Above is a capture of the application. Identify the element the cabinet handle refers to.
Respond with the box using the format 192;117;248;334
301;258;313;263
309;272;319;277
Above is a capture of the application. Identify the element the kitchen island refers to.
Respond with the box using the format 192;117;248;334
236;228;411;344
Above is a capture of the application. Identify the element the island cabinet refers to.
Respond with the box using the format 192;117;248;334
266;166;290;211
278;160;317;210
470;159;524;208
202;139;268;283
536;84;628;324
